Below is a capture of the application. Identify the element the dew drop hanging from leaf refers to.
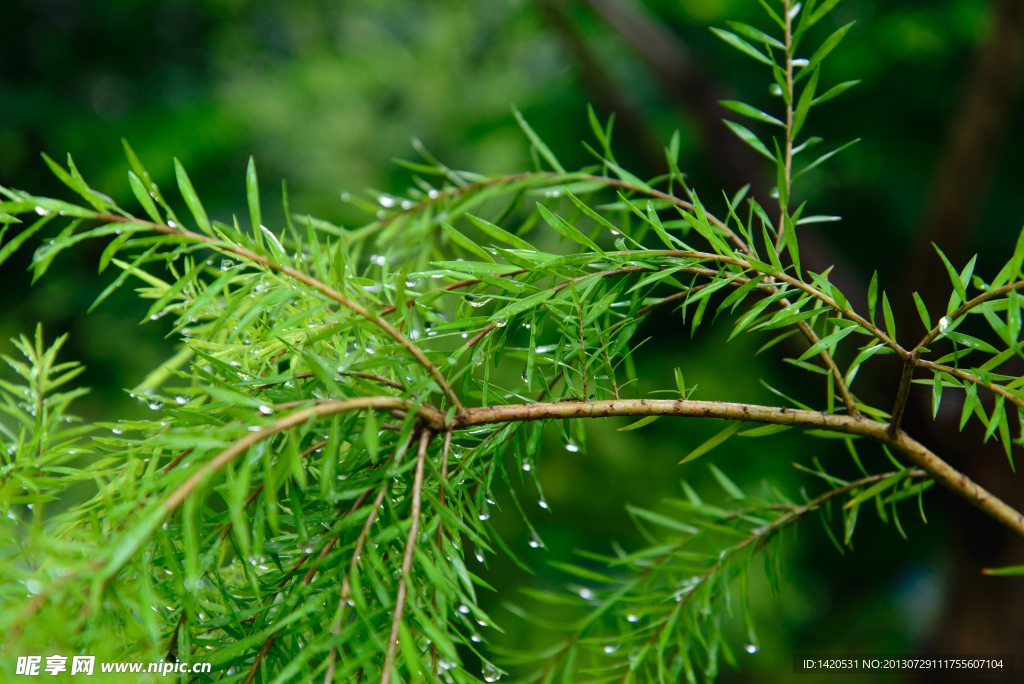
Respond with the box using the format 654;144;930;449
482;663;501;682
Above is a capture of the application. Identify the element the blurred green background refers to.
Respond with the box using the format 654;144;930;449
2;0;1023;680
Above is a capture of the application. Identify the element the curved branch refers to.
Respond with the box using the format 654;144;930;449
428;253;860;414
644;249;901;355
239;487;369;684
97;396;429;584
381;429;432;684
362;170;756;258
918;359;1024;412
449;398;1024;537
623;468;929;680
380;272;528;316
914;279;1024;352
325;477;395;684
559;466;928;681
20;389;1024;639
94;213;464;413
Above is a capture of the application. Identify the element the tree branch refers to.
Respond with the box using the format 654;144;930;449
447;398;1024;537
917;358;1024;413
94;213;464;413
776;0;795;249
21;388;1024;638
889;351;919;436
914;279;1024;352
381;429;432;684
324;482;393;684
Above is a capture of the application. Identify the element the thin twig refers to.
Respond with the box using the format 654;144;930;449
182;396;1024;540
321;430;417;683
256;370;406;392
432;429;453;676
436;430;453;549
613;468;929;682
918;358;1024;413
602;341;620;400
577;297;588;400
241;487;375;684
94;213;464;413
775;0;795;250
914;279;1024;352
889;351;919;436
381;430;432;684
16;390;1024;637
218;439;327;542
161;447;193;474
324;484;392;684
380;272;527;316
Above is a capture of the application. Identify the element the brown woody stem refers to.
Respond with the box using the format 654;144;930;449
95;213;464;413
381;430;432;684
889;351;920;435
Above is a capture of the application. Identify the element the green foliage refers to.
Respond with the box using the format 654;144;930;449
1;1;1023;682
